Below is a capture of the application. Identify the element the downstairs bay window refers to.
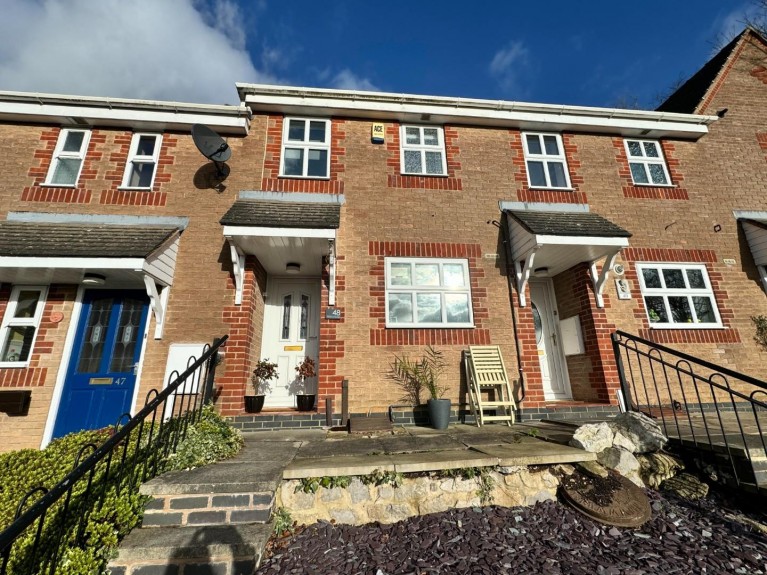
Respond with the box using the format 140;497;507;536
385;258;473;328
636;263;721;328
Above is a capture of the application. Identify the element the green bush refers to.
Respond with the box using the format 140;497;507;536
0;404;242;575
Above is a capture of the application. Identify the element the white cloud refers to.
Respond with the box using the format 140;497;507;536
714;2;763;44
0;0;278;104
489;41;530;95
328;69;379;92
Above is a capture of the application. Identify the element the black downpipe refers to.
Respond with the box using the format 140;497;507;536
490;218;525;403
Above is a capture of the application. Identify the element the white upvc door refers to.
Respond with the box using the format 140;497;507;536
260;278;320;408
529;280;571;400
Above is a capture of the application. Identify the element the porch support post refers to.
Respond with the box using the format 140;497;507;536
513;249;537;307
589;249;620;308
227;240;245;305
328;238;336;306
143;274;167;339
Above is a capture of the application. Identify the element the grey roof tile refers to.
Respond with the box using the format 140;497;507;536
0;222;179;257
220;200;341;229
507;210;632;238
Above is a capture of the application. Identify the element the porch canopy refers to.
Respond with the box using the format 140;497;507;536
221;192;343;305
502;203;632;307
0;215;185;338
736;211;767;293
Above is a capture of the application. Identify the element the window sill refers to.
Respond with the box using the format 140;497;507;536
647;324;724;330
527;186;575;192
278;175;331;181
400;173;449;178
0;362;30;369
385;324;475;329
629;183;676;188
39;183;78;188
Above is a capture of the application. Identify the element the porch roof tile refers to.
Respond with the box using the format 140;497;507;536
0;222;179;257
220;200;341;229
506;210;632;238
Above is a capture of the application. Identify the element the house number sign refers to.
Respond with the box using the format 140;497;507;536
325;307;342;320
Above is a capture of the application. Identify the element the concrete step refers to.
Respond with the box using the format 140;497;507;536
142;491;274;527
108;523;271;575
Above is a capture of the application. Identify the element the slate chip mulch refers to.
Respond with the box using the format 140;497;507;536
257;489;767;574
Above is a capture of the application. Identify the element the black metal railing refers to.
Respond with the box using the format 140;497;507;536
0;335;227;575
612;330;767;491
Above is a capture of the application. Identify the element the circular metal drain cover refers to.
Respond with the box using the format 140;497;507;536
561;472;651;528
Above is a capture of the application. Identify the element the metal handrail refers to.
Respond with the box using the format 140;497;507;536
612;331;767;492
0;335;227;575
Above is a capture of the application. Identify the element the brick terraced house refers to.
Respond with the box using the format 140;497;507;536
0;28;765;449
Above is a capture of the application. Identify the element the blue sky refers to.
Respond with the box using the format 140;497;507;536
0;0;762;108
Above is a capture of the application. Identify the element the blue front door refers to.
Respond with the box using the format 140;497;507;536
53;290;150;438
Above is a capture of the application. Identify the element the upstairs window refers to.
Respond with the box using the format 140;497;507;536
122;133;162;189
636;263;721;328
280;118;330;178
45;129;90;186
400;125;447;176
522;133;571;189
385;258;473;328
624;140;671;186
0;286;47;366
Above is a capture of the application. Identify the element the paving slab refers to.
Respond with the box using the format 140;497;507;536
242;429;328;442
283;454;396;479
471;436;597;465
452;429;528;448
377;433;465;454
392;449;498;473
225;439;299;464
114;523;270;562
294;437;386;459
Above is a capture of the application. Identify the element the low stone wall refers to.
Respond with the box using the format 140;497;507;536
278;466;562;526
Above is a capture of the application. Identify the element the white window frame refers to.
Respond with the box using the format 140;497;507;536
399;125;448;176
0;285;48;368
385;257;474;328
624;139;672;186
279;117;331;179
44;128;91;187
636;263;722;329
121;133;162;190
522;132;572;189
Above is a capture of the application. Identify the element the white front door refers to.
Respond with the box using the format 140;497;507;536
261;278;320;408
529;280;571;400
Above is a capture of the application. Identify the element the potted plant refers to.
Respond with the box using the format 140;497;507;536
246;358;278;413
294;356;317;412
390;346;450;430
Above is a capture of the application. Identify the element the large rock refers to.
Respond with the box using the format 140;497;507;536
597;447;643;487
609;411;667;453
569;422;614;453
662;472;709;500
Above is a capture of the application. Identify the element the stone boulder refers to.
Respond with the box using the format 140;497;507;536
609;411;667;453
569;422;614;453
597;447;643;487
662;472;709;500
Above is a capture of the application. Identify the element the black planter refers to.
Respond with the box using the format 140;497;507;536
244;395;265;413
296;394;316;412
427;398;451;430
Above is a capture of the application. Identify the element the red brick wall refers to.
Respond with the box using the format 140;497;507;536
385;124;463;190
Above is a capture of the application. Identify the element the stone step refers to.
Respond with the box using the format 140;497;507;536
108;523;271;575
142;491;274;527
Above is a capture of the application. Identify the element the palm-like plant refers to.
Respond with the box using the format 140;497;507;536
390;346;447;405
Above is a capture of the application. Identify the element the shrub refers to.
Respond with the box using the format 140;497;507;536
166;404;244;471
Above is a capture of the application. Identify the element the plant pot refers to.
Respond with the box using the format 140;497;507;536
427;398;451;430
244;395;265;414
296;394;316;412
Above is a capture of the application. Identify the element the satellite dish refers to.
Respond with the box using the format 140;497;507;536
192;124;231;178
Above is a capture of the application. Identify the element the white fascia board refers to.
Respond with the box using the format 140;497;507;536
238;84;717;140
0;256;145;270
534;235;631;247
223;226;337;239
0;98;250;134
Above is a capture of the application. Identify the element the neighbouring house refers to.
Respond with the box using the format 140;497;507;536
0;27;765;450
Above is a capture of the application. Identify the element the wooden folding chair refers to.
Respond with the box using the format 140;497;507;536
463;346;516;426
